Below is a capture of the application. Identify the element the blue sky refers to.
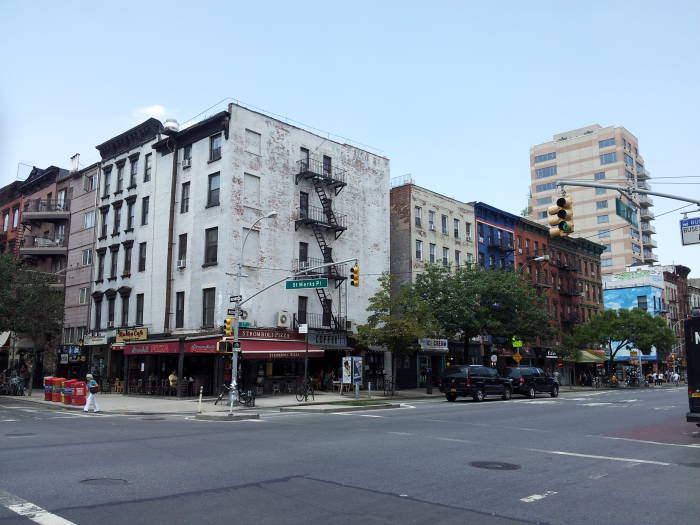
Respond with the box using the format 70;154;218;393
2;1;699;272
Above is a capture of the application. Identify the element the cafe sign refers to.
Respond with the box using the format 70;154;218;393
83;334;108;346
116;328;148;342
418;338;448;353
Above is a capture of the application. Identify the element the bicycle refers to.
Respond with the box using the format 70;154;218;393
591;377;601;389
383;376;395;397
295;380;315;403
215;384;256;407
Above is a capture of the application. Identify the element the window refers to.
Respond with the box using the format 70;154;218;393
535;165;557;179
116;163;124;192
465;222;472;241
121;295;130;327
466;253;473;264
107;296;115;326
84;210;95;228
596;200;608;209
202;288;216;328
244;173;260;207
210;134;222;161
597;215;609;223
138;242;147;272
84;171;96;192
178;234;187;262
601;259;613;267
598;138;615;148
441;215;448;235
126;200;135;229
536;196;552;206
94;299;102;329
245;129;260;155
97;252;105;280
428;211;435;230
595;187;607;195
429;243;436;263
207;173;220;207
102;170;111;197
624;153;634;166
453;218;460;238
175;291;185;328
100;208;108;238
204;227;218;264
299;242;308;263
594;172;605;180
415;240;423;260
79;287;89;305
300;192;309;219
123;245;132;275
534;152;556;163
323;155;332;177
143;153;152;182
600;152;617;165
455;250;461;266
82;249;92;265
299;147;310;170
442;247;449;266
141;196;149;225
129;158;138;187
136;293;144;325
598;229;610;238
602;244;611;252
109;248;118;279
414;206;422;227
2;211;8;232
112;205;121;234
537;211;548;219
12;208;18;229
536;182;557;192
183;144;192;166
297;296;308;325
180;182;190;213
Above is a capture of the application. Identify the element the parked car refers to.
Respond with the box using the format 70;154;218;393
439;365;512;402
503;367;559;398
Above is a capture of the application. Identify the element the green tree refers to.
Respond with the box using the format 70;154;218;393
413;264;554;357
0;253;64;385
356;273;438;383
572;308;675;369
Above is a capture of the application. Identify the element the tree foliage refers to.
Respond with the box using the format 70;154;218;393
413;264;554;349
571;308;676;366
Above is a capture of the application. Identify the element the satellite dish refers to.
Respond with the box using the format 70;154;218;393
163;119;180;135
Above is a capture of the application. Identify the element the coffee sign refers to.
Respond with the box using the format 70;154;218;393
116;327;148;342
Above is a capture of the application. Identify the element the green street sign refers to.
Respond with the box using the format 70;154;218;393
239;322;251;327
512;337;523;348
286;278;328;290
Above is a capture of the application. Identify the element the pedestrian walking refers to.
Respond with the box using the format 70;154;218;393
84;374;100;413
672;372;680;386
168;370;178;396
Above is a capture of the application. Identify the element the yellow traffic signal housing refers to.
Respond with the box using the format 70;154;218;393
224;317;233;336
350;265;360;287
547;195;574;237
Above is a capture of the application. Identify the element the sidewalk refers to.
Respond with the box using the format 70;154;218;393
7;384;618;415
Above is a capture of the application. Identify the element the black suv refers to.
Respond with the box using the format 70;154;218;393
503;367;559;398
439;365;512;402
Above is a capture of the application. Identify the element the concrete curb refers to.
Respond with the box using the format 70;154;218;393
280;403;402;413
194;412;260;421
2;396;199;416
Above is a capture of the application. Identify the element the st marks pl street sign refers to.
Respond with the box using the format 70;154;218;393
285;278;328;290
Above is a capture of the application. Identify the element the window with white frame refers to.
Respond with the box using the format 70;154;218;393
245;129;261;155
415;239;423;260
244;173;260;207
84;210;95;228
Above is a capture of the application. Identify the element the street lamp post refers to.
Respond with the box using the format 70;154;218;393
517;255;550;277
229;211;277;414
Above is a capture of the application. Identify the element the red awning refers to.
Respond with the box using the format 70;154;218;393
241;339;323;360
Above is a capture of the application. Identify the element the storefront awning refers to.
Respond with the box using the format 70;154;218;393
577;349;606;363
241;339;323;360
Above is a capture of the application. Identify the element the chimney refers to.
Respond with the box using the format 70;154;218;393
70;153;80;172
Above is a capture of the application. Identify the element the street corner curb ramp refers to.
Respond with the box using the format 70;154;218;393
194;412;260;421
280;403;402;413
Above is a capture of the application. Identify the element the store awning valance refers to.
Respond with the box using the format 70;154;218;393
577;349;606;363
241;339;323;360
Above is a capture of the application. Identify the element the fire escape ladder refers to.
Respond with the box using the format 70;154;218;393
315;287;340;330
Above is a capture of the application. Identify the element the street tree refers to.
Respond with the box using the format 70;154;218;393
356;273;438;383
413;264;554;357
0;253;64;384
571;308;675;369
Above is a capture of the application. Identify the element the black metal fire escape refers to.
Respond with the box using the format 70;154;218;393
295;156;348;330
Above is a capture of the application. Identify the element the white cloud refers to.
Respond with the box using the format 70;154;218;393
135;104;168;120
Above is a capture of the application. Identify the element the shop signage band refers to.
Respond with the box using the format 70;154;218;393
116;327;148;342
285;278;328;290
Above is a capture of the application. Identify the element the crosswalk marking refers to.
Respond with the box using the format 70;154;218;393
0;489;76;525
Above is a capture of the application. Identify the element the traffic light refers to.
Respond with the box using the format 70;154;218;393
547;195;574;237
224;317;233;336
350;265;360;287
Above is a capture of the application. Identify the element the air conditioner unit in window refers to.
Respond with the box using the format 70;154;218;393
346;320;357;334
177;259;186;269
518;248;523;254
276;310;290;328
107;321;114;328
429;224;436;231
182;158;191;168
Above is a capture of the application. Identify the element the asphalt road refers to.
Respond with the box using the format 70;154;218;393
0;387;698;525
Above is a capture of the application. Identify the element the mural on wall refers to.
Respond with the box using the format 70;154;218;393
603;285;664;313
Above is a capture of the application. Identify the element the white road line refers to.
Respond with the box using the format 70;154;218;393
589;474;607;479
579;402;612;407
358;414;384;418
435;437;476;444
527;448;672;466
1;419;17;422
520;491;557;503
590;435;700;449
0;489;76;525
387;431;411;436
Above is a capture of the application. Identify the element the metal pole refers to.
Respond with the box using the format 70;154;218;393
304;329;309;384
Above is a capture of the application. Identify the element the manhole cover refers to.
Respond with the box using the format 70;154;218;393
5;433;35;437
469;461;521;471
80;478;128;486
142;417;165;420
